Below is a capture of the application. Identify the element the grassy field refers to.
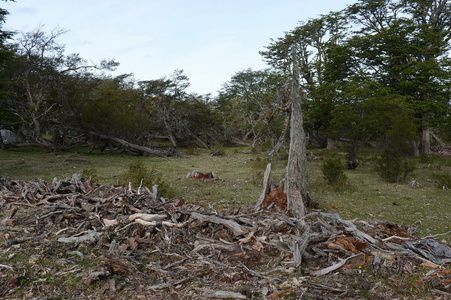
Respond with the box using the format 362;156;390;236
1;146;450;242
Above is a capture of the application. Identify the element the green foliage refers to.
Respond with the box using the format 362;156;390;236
321;157;347;185
250;156;268;186
375;148;416;183
419;154;435;164
217;68;289;147
81;168;98;182
385;104;419;157
376;103;418;182
120;160;174;197
210;141;225;156
433;171;451;189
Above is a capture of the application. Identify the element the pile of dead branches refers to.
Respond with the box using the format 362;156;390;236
0;176;450;299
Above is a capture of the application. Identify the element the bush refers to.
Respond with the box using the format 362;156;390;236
250;156;269;186
321;157;347;185
433;171;451;189
419;154;435;164
375;148;416;182
210;141;225;156
120;160;174;197
81;168;98;182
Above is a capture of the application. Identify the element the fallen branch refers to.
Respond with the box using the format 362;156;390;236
382;235;412;242
310;253;364;276
57;230;103;243
0;264;14;271
190;212;248;236
304;212;376;244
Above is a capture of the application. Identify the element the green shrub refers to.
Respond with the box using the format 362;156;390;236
419;154;435;164
375;148;416;182
250;156;269;186
81;168;98;182
321;157;347;185
210;141;225;156
120;160;174;197
433;171;451;189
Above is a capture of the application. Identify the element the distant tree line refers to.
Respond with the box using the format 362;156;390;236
0;0;450;158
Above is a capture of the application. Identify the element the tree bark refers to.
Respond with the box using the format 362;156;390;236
285;50;308;219
268;112;290;158
254;163;272;210
162;115;177;148
421;122;432;155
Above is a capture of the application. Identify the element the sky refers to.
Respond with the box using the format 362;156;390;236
2;0;357;96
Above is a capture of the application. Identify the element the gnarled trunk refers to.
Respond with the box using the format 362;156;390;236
285;50;308;219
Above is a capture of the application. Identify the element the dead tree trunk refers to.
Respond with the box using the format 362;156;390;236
88;132;177;157
285;50;308;219
268;112;290;158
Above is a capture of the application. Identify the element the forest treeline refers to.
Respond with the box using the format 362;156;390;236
0;0;450;159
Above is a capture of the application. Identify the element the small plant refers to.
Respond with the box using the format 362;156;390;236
419;154;435;164
250;156;269;186
375;148;416;182
321;157;347;185
210;141;225;156
433;171;451;189
120;160;174;197
183;147;200;156
81;168;98;182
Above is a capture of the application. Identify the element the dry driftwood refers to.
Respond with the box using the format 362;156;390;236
190;212;248;236
310;253;365;276
254;163;271;211
0;175;450;299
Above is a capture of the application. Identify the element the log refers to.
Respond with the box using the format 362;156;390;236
88;131;176;157
190;212;248;236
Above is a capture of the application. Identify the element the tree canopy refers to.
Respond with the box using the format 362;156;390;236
0;0;449;155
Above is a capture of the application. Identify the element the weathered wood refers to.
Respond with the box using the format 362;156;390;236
190;212;248;236
285;49;308;219
254;163;271;211
311;253;364;276
128;213;167;222
304;212;377;244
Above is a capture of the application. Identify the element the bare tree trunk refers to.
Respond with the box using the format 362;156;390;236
409;140;420;157
285;50;308;219
186;128;209;149
268;112;290;158
0;136;5;150
163;116;177;148
421;120;432;155
431;132;446;148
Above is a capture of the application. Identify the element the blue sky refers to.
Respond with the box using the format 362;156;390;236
3;0;356;95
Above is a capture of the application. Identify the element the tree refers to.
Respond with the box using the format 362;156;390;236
1;25;118;149
216;68;290;151
285;50;308;218
260;12;350;148
346;0;451;154
138;69;190;148
0;0;15;148
172;94;221;148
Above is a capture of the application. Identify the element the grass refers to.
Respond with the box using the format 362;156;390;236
0;146;450;242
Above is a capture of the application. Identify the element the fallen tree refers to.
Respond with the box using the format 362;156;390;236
88;131;181;157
